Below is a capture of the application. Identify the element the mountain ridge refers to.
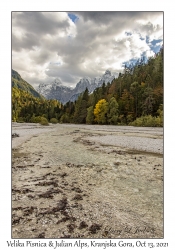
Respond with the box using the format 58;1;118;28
12;69;43;99
37;70;116;104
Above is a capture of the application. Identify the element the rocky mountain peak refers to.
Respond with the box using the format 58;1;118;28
37;70;116;104
51;78;62;86
104;70;112;76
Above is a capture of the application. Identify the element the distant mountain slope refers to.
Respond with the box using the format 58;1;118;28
37;70;116;104
37;78;73;104
12;69;43;99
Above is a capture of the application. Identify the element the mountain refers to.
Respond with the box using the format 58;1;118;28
37;78;73;103
12;69;43;99
37;70;116;104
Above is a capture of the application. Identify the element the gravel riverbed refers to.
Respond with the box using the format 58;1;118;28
12;123;163;238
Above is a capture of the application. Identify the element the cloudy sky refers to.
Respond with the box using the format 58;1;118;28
12;11;163;88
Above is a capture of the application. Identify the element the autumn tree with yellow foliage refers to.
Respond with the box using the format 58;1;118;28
94;99;109;124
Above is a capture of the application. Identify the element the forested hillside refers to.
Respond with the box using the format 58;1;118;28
12;69;62;123
12;47;163;126
12;69;43;99
59;47;163;126
12;87;61;123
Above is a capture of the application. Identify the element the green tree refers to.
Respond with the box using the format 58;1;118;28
107;97;119;125
142;87;155;115
130;81;140;117
86;106;94;124
119;89;134;119
82;87;89;101
73;88;89;123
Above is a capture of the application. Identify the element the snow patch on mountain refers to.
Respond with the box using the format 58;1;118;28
37;70;117;104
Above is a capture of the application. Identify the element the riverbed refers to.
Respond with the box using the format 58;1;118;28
12;123;163;238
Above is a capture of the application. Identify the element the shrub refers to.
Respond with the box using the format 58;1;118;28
60;114;70;123
40;117;49;126
35;116;42;123
126;114;134;124
42;114;48;119
17;117;25;123
118;114;126;125
30;115;42;123
129;115;163;127
50;118;58;124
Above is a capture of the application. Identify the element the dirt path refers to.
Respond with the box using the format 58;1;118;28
12;124;163;238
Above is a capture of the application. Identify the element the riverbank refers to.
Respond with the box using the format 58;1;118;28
12;123;163;238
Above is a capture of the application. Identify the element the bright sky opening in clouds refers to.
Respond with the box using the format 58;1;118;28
12;11;163;88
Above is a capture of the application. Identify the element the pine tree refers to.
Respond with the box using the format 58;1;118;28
107;97;119;125
86;106;94;124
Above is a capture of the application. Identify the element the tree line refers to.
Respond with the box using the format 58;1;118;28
59;47;163;126
12;87;61;123
12;47;163;127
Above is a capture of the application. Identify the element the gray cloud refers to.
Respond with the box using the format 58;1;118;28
12;11;163;87
74;11;142;24
12;32;41;51
12;12;70;36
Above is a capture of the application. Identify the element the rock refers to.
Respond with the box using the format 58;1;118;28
57;216;70;224
113;162;120;166
38;191;54;199
12;217;20;225
79;221;88;229
67;223;76;233
37;232;45;238
72;194;83;200
71;187;82;193
12;133;19;138
89;223;101;234
60;234;71;238
37;70;115;104
55;198;68;211
60;172;68;178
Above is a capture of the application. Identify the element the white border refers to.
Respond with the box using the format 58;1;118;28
1;1;174;249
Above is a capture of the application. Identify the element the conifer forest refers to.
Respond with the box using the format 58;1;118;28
12;47;163;127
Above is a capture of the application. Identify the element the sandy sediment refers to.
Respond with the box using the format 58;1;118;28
12;123;163;238
12;122;57;149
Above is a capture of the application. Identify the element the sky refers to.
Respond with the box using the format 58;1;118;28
12;11;163;88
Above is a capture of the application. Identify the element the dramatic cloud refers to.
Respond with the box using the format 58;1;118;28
12;11;163;88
